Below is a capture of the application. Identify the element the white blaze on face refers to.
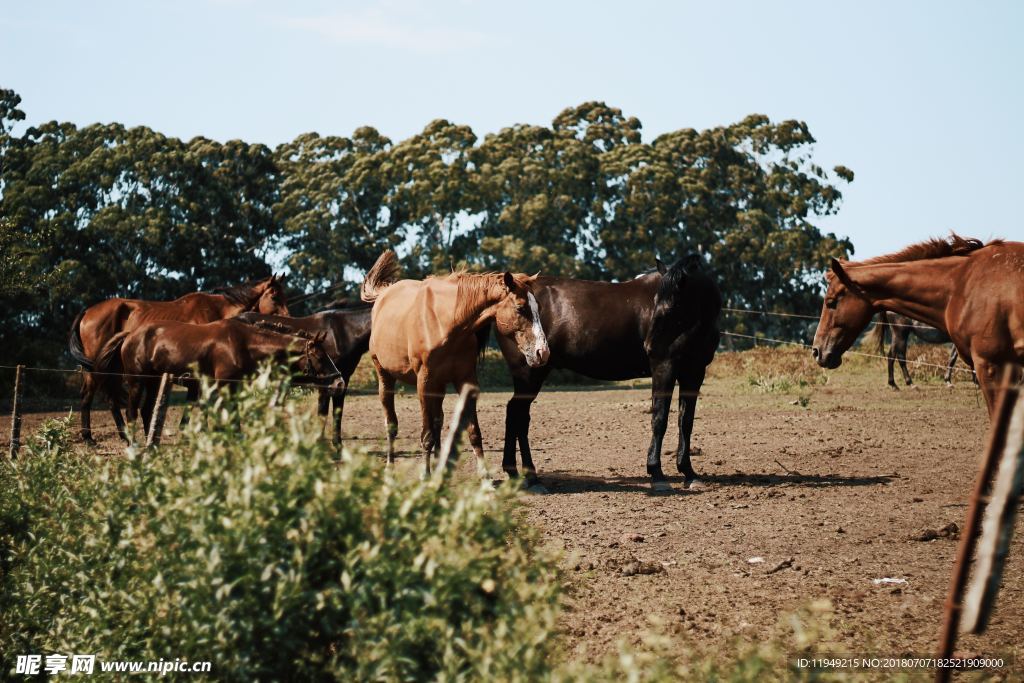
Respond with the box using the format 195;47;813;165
526;292;549;365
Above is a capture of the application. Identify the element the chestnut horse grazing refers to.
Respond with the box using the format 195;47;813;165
360;250;550;478
96;319;339;436
812;235;1024;414
68;275;290;444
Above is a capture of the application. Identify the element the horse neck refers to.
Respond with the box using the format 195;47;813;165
452;276;506;332
850;259;961;332
184;292;247;319
244;327;301;361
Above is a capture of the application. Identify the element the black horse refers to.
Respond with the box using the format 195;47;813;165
236;303;372;443
497;257;721;491
865;311;964;388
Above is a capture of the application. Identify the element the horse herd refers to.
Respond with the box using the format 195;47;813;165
68;234;1023;490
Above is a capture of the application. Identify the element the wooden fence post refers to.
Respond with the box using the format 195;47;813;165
146;373;172;448
961;386;1024;634
936;367;1017;682
434;384;480;482
8;364;24;459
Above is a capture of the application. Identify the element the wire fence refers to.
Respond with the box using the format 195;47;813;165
0;305;979;410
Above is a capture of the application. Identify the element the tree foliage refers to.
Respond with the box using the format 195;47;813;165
0;87;853;376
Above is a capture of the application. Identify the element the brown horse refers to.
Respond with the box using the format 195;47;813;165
96;319;339;436
68;275;290;444
812;235;1024;414
360;250;550;479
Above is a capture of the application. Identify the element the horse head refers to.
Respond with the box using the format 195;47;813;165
644;257;715;360
493;272;550;368
300;331;337;379
812;259;877;369
255;273;290;316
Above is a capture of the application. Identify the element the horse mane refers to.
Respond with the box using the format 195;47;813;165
251;319;315;340
656;259;689;302
212;280;266;307
859;233;998;265
432;268;526;328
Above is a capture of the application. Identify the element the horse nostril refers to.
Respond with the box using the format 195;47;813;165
812;347;820;359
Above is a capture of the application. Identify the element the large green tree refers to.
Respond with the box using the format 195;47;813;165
2;87;854;379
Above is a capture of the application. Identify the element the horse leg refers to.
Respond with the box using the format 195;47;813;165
503;372;545;485
79;372;98;445
331;383;347;446
178;381;199;428
316;388;330;439
140;379;159;440
417;376;443;479
971;356;1004;417
896;333;914;386
945;347;958;387
375;363;398;466
675;366;707;486
645;363;675;490
458;379;490;481
886;336;899;390
111;399;128;443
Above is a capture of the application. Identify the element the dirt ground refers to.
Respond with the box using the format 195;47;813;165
15;352;1023;674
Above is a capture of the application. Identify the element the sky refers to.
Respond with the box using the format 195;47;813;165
2;0;1021;259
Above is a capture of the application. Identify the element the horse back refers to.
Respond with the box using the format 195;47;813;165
124;319;234;378
524;275;658;380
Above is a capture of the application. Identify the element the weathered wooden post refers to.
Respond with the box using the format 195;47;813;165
146;372;173;448
8;364;25;459
935;367;1017;682
961;385;1024;633
434;384;480;482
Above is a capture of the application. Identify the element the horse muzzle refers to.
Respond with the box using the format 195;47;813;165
526;342;550;368
812;346;842;369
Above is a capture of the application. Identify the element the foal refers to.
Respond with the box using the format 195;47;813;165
97;319;339;435
360;250;550;478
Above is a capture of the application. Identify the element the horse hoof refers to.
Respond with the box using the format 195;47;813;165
945;382;954;389
888;385;899;391
651;480;673;492
83;438;98;448
686;479;705;490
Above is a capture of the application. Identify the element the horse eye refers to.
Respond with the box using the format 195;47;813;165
826;298;838;309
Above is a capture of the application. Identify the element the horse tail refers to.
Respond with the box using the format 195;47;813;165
95;331;129;407
865;311;888;353
360;250;401;303
68;310;93;369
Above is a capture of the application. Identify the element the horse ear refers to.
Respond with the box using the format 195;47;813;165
502;271;516;292
655;258;667;275
830;258;855;288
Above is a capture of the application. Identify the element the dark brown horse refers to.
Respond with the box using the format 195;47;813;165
361;250;550;479
812;235;1024;414
236;303;372;444
864;311;964;388
96;318;339;435
498;257;721;491
68;275;290;444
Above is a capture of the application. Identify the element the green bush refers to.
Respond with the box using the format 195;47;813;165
0;367;560;681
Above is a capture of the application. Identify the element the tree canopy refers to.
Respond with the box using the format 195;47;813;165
0;88;853;374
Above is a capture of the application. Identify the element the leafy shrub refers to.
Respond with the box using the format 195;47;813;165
0;367;560;681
